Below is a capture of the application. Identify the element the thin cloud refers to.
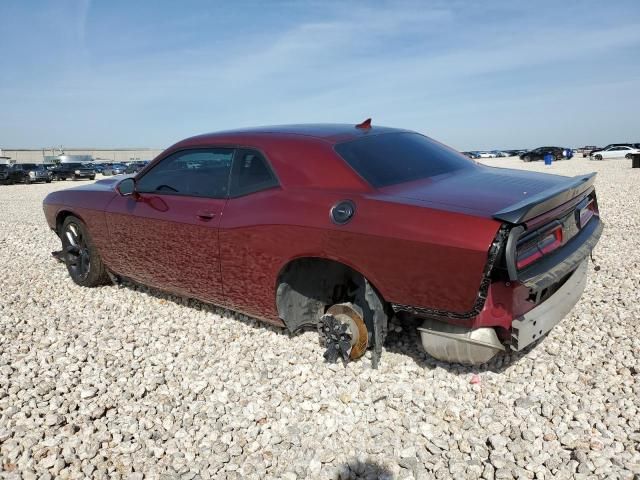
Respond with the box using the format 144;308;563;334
0;0;639;147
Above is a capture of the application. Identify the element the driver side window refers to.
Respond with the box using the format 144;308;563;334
136;149;234;198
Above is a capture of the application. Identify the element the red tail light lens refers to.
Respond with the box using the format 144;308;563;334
516;247;542;269
578;199;596;228
538;226;563;253
516;225;563;270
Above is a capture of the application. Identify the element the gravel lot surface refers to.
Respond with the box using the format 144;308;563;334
1;157;639;479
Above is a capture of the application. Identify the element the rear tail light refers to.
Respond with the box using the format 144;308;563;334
516;224;563;270
578;198;597;229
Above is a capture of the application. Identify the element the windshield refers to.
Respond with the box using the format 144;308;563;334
334;132;473;188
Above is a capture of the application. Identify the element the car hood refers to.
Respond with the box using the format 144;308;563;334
378;165;571;217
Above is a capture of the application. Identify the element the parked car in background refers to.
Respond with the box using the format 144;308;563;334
91;163;107;174
496;150;520;157
477;151;498;158
43;121;603;367
578;146;599;157
125;161;150;174
0;164;12;184
51;163;96;181
590;145;640;160
586;143;640;158
102;163;128;176
519;147;566;162
3;163;52;184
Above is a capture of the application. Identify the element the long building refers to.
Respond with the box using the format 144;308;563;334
1;148;164;163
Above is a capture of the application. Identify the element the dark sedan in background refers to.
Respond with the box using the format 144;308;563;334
51;163;96;181
520;147;570;162
91;163;108;174
125;161;149;174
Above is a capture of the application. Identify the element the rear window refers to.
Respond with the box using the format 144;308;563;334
334;132;473;188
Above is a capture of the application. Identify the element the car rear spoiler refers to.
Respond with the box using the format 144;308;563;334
493;173;597;224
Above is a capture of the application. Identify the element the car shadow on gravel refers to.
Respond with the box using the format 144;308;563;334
385;314;537;375
117;280;536;374
334;459;394;479
117;280;289;336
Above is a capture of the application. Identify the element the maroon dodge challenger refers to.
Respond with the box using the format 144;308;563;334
43;121;603;367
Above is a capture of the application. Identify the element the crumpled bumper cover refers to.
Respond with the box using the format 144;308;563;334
511;260;588;351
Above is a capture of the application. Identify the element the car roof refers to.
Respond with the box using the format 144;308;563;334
162;123;414;192
179;123;411;146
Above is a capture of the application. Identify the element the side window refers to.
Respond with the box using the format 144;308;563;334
137;148;233;198
229;149;279;197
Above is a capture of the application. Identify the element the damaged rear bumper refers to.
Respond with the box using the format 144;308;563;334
511;259;588;351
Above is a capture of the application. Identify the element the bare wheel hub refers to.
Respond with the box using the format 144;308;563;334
318;303;368;363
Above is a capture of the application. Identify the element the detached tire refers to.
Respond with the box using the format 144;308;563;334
60;216;109;287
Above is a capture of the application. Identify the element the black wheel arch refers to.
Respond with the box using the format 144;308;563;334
56;209;86;237
275;256;389;367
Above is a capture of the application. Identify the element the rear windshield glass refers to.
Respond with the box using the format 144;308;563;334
335;132;473;188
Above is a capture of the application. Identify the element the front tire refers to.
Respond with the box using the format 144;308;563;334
60;216;109;287
523;155;531;162
595;154;602;161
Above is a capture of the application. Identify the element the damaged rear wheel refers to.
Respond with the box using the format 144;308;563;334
276;258;388;368
318;303;369;363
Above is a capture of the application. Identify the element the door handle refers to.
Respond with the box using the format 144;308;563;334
196;210;216;220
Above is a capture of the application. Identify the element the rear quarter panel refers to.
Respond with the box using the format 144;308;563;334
220;187;501;322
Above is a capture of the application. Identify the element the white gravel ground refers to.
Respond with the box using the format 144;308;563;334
1;157;639;480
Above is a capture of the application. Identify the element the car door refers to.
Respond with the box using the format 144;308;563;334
104;148;233;305
618;146;632;158
218;148;282;321
531;148;542;160
603;146;618;159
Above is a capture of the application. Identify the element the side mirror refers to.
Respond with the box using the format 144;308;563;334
117;177;137;196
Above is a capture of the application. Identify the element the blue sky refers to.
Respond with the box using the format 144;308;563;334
1;0;639;150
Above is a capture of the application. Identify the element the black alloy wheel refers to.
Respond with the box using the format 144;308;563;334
60;216;109;287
